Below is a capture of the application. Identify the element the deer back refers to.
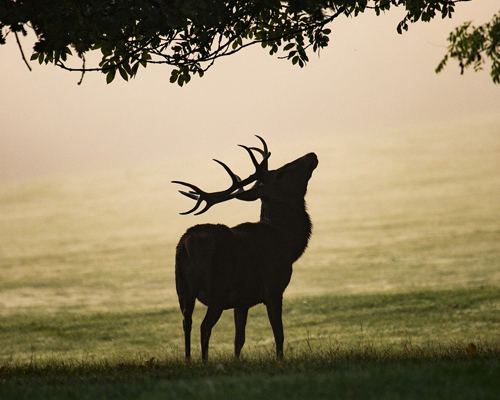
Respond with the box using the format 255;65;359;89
176;221;293;310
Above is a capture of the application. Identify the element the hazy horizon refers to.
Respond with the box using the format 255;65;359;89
1;1;499;182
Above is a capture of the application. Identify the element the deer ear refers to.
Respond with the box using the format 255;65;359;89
235;185;262;202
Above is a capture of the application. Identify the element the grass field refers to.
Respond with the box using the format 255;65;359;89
1;117;499;398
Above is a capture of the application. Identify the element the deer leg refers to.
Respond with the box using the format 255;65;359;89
265;296;284;360
234;307;249;358
200;306;223;361
179;296;196;361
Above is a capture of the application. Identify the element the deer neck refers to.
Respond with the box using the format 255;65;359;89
259;198;312;262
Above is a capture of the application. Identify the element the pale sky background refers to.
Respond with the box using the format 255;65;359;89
1;1;499;182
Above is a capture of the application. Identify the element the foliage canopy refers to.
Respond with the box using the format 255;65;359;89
0;1;498;85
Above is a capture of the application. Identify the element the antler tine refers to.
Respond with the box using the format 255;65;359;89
238;144;260;169
248;147;264;156
247;148;271;163
171;158;242;215
179;190;199;200
194;199;220;216
193;191;239;215
255;135;269;156
172;181;206;215
173;136;272;215
243;135;270;171
213;158;241;187
172;180;205;195
255;135;270;172
179;199;204;215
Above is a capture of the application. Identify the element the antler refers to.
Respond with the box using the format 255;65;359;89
172;135;271;215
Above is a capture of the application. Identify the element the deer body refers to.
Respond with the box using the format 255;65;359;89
174;140;317;361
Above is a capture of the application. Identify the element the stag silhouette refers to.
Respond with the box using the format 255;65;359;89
173;136;318;361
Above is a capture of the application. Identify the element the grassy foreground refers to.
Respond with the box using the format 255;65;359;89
1;118;500;398
1;287;500;399
1;337;499;400
1;345;499;400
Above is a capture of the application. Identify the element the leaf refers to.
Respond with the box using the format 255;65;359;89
122;61;132;75
101;46;112;57
118;67;129;81
106;69;116;84
435;55;448;74
170;69;179;83
132;62;140;76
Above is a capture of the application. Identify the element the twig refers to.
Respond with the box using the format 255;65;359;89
14;32;32;71
77;54;86;85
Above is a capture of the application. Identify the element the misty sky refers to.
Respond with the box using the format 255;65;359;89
1;1;499;181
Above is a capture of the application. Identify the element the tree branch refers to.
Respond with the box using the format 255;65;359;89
14;32;32;72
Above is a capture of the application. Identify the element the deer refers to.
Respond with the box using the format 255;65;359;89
172;136;318;361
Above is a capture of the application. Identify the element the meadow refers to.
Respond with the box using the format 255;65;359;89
1;117;499;399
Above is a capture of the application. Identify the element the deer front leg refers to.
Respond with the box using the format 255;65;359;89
265;296;284;360
200;306;223;361
234;307;249;358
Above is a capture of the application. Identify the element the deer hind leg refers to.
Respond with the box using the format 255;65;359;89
200;306;223;361
265;296;284;360
176;255;196;361
179;295;196;361
234;307;249;358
